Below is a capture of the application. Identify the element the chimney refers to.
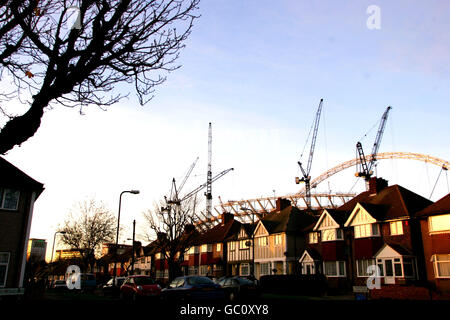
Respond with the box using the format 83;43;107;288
221;212;234;225
184;224;195;234
368;177;388;195
276;198;291;211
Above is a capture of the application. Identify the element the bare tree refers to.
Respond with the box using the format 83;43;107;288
0;0;200;154
59;198;116;271
143;196;201;281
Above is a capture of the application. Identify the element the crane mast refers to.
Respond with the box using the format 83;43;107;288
296;99;323;210
356;106;392;185
206;122;212;217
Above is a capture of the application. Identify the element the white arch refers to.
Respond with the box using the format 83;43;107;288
298;152;449;194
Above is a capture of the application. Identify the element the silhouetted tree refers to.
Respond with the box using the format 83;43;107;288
143;196;201;281
59;198;116;271
0;0;200;154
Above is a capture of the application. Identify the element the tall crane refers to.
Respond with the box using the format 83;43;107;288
206;122;213;217
166;157;199;206
183;168;234;203
355;106;392;184
295;99;323;209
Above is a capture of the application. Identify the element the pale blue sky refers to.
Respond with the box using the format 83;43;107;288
4;0;450;257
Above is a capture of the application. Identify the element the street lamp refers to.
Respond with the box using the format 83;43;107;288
127;219;136;275
241;207;255;279
50;231;67;285
113;190;139;285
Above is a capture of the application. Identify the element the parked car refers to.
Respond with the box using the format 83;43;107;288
79;273;97;292
220;276;261;301
161;276;225;302
120;275;161;301
102;277;126;297
52;279;68;291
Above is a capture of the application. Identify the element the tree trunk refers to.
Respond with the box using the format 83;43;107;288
0;94;49;154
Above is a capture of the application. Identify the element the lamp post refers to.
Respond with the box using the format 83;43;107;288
241;207;255;279
50;231;66;285
113;190;139;286
127;219;136;275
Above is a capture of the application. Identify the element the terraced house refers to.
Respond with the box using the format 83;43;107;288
253;198;315;279
416;194;450;294
226;222;256;276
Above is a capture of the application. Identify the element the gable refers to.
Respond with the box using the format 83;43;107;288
344;203;377;227
314;210;340;231
299;250;313;263
254;221;269;237
238;226;249;239
375;244;401;259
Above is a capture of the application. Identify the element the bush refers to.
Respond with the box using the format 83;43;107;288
259;274;327;296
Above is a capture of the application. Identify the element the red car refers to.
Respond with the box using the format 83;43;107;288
120;275;161;301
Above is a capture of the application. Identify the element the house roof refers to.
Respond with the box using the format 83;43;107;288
260;205;316;234
339;184;432;221
314;209;349;230
0;156;44;197
300;248;321;262
224;222;256;241
197;218;242;244
416;193;450;217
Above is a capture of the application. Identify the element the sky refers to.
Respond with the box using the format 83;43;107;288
3;0;450;260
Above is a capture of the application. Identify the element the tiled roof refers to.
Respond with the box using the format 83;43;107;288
338;184;432;220
416;193;450;217
197;219;241;244
260;205;316;234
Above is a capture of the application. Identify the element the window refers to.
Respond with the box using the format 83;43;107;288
429;215;450;233
354;224;379;238
216;243;222;252
239;240;250;250
188;246;199;254
377;259;384;276
390;221;404;235
188;266;198;275
229;242;236;251
0;188;20;210
309;232;318;244
0;253;10;287
258;236;268;247
323;261;346;277
260;263;270;276
200;265;209;276
394;258;402;277
274;234;283;246
356;259;376;277
322;229;344;242
240;263;250;276
201;244;212;253
403;258;415;277
434;254;450;278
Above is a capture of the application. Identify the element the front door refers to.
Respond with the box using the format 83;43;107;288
383;259;395;284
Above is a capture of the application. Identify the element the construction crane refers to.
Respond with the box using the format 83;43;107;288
296;98;323;209
182;168;234;203
355;106;392;184
206;123;213;217
166;157;199;206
